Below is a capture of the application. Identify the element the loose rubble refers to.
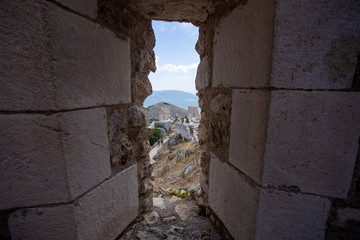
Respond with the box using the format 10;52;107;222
119;197;220;240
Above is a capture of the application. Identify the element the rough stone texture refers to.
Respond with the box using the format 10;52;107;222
0;108;111;210
132;72;153;104
198;89;232;162
175;122;191;140
9;206;77;240
271;0;360;89
54;0;98;18
140;178;154;195
209;155;259;240
0;0;131;111
9;165;138;240
325;143;360;239
188;106;201;118
99;1;156;213
174;200;198;221
3;0;359;239
74;165;138;240
128;106;146;127
263;91;360;198
153;198;166;210
213;0;276;88
120;196;221;240
118;0;215;24
169;196;181;204
256;190;331;240
143;211;160;225
229;89;270;184
105;105;142;175
197;88;232;213
195;56;210;90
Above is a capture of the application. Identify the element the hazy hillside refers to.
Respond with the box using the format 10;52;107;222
144;90;198;109
146;102;188;120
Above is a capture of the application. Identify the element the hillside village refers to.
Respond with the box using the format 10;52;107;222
117;103;215;239
147;102;201;192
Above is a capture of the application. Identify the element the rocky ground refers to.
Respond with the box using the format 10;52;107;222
152;139;201;194
118;196;220;240
117;122;221;239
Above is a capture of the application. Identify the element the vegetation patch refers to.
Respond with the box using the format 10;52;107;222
148;127;162;146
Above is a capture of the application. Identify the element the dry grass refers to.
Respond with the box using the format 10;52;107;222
153;140;200;194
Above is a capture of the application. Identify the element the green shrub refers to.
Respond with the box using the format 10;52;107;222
173;116;179;123
148;127;162;146
155;124;167;133
185;115;189;123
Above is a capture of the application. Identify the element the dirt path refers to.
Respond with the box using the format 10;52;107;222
149;136;170;160
118;196;220;240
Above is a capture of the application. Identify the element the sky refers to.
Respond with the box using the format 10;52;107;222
149;20;199;94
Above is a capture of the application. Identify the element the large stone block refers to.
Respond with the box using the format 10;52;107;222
9;165;139;240
195;56;210;90
175;122;191;140
0;108;111;210
8;206;77;240
0;0;131;111
229;89;270;184
209;155;259;239
263;91;360;198
74;165;139;240
255;189;331;240
54;0;98;19
213;0;275;88
271;0;360;89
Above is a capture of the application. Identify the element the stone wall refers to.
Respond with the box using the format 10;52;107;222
196;0;360;239
98;0;156;212
175;122;191;140
0;0;153;238
1;0;360;239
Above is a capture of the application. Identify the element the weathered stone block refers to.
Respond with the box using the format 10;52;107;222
9;206;77;240
0;108;111;210
229;89;270;184
175;122;191;140
209;155;259;239
263;91;360;198
9;165;138;240
74;165;138;240
54;0;98;19
213;0;275;88
195;56;210;90
271;0;360;89
127;0;213;23
0;0;131;111
255;189;331;240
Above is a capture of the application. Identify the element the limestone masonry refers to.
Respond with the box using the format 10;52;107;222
1;0;359;239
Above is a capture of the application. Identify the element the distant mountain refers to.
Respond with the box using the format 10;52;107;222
144;90;198;109
146;102;188;121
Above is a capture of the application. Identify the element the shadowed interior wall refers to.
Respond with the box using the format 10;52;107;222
0;0;359;239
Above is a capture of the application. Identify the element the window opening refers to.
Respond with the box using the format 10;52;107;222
145;20;201;200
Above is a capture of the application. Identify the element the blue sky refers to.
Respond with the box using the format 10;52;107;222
149;21;199;94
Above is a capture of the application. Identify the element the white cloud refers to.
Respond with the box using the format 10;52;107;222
178;22;198;37
157;62;199;73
